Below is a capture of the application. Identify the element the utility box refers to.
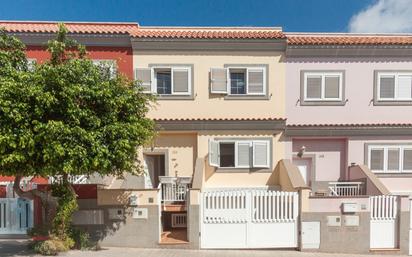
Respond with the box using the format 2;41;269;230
108;208;125;220
302;222;320;249
344;215;359;226
327;216;341;226
132;208;148;219
342;202;358;213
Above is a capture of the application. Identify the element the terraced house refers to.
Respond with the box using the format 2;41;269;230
285;33;412;253
1;21;412;255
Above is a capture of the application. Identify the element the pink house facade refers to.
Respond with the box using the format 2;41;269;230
285;34;412;196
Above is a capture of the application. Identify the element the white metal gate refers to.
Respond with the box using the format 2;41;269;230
201;188;299;249
370;195;398;249
0;198;33;234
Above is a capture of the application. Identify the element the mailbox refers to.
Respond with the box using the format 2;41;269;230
342;202;358;213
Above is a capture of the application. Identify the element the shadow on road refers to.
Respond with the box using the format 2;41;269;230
0;239;35;257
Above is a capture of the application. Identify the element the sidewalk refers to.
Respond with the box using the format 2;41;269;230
0;240;408;257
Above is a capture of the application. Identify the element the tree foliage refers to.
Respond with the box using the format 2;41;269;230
0;24;155;180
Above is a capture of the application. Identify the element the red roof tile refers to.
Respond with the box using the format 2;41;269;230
0;21;139;35
287;34;412;45
133;27;285;39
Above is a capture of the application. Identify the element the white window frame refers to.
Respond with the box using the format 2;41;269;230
151;66;191;96
368;145;412;173
377;72;412;101
227;67;266;96
27;58;36;71
209;139;270;169
92;59;117;79
303;72;343;101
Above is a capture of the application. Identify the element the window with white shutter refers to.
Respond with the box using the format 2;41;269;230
210;68;228;94
93;60;117;79
210;66;266;96
236;141;251;168
303;72;343;101
135;68;152;93
136;66;192;96
247;68;265;95
377;72;412;101
368;144;412;173
252;141;270;168
27;59;36;72
403;148;412;171
370;148;384;171
208;139;270;169
172;68;190;94
209;140;219;167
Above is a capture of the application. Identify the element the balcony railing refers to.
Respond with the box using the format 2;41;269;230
328;182;364;196
49;175;88;184
159;176;191;203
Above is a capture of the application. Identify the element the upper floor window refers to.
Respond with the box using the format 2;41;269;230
27;59;36;71
92;60;117;79
368;144;412;173
376;72;412;102
302;71;344;104
135;66;192;97
210;66;267;97
209;139;270;169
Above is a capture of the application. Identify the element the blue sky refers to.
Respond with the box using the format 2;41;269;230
1;0;409;33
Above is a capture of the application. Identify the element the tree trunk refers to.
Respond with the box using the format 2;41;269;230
13;175;58;228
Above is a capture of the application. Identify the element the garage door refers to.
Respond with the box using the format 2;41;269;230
201;188;299;249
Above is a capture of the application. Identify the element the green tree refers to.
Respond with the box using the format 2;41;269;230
0;24;155;239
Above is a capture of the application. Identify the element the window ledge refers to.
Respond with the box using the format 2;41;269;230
224;95;269;100
156;95;195;101
300;100;346;106
374;172;412;177
373;100;412;106
215;167;272;173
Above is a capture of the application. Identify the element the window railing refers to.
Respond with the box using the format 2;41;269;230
328;182;364;196
159;176;191;203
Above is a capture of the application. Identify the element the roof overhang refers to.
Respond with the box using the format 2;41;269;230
132;38;286;52
8;32;132;47
286;124;412;137
155;118;286;132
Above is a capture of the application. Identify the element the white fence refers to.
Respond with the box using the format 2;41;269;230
328;182;364;196
370;195;398;249
0;198;33;234
370;195;397;220
201;188;299;249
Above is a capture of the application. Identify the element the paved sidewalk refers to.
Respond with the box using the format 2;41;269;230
0;240;408;257
64;248;408;257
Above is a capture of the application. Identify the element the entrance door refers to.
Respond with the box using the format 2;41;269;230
143;154;166;189
201;188;299;249
370;195;398;249
293;158;311;185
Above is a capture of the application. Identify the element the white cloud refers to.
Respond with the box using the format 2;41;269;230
349;0;412;33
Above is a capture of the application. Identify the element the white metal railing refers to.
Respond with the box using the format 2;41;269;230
49;175;88;184
328;182;364;196
171;213;187;228
159;176;191;203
